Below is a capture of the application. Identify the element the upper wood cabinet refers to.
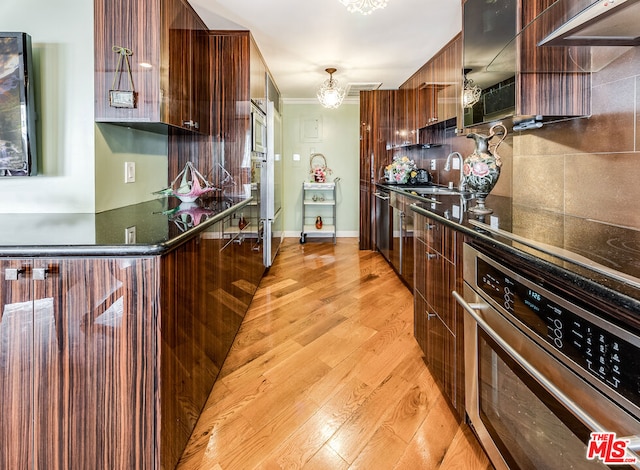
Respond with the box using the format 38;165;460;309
94;0;210;133
402;34;462;130
462;0;590;127
250;36;267;111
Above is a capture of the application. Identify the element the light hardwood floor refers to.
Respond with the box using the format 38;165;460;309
176;238;492;469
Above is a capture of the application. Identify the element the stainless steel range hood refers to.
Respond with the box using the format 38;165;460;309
540;0;640;46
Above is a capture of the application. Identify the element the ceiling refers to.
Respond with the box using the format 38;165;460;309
188;0;462;101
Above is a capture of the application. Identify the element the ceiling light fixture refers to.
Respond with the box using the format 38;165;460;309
462;71;482;108
317;68;346;109
339;0;388;15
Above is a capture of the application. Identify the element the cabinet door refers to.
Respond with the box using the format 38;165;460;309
417;62;437;128
250;37;267;109
192;22;210;132
0;260;33;469
437;36;461;124
427;313;457;411
61;258;156;469
31;260;66;469
414;290;429;355
165;0;192;129
94;0;162;123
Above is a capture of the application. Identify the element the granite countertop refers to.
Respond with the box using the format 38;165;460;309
0;195;254;257
380;183;640;316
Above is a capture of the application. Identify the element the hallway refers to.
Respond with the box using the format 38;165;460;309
176;238;491;469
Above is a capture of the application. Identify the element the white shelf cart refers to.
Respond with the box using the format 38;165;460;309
299;178;339;244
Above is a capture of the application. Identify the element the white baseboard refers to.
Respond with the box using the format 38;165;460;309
283;230;359;238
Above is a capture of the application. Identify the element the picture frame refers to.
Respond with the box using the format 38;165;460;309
0;32;37;176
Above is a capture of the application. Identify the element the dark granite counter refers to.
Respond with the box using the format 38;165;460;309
380;184;640;317
0;196;253;257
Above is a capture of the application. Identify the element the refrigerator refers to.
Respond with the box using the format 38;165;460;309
252;100;283;268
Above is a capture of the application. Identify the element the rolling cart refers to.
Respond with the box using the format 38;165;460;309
299;177;340;244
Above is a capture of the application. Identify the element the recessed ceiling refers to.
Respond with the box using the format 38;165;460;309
189;0;462;100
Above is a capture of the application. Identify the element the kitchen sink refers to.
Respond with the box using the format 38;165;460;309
401;186;471;197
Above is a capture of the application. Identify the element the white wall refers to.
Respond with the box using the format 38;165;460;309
0;0;95;213
0;0;168;214
282;101;360;238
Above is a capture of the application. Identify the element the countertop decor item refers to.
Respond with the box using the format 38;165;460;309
384;155;417;184
309;153;332;183
155;161;219;203
109;45;136;108
463;123;507;214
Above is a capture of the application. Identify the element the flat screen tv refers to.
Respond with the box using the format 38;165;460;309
0;32;37;176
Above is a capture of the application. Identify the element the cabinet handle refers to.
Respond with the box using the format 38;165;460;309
182;120;199;129
426;223;434;230
427;313;437;319
427;253;438;260
5;268;26;281
33;268;49;280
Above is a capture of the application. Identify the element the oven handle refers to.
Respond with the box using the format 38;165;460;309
453;290;640;462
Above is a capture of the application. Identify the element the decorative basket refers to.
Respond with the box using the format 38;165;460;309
309;153;332;183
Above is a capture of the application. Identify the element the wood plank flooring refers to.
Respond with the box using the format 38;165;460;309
176;238;492;470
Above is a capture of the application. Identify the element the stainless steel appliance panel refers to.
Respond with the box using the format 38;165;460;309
374;188;390;262
457;243;640;470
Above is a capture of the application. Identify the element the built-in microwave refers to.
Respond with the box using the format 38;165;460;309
252;105;267;154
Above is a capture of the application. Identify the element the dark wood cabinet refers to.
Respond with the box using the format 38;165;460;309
517;0;590;118
94;0;210;132
413;213;464;420
0;210;264;469
462;0;590;127
403;34;462;130
359;90;394;250
1;258;156;469
250;36;267;110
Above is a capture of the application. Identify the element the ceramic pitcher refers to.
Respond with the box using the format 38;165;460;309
463;123;507;214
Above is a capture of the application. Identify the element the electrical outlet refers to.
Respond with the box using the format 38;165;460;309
430;159;437;171
452;157;460;170
125;226;136;244
124;162;136;183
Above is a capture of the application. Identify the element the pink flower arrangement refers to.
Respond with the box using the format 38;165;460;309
312;165;332;183
385;156;417;184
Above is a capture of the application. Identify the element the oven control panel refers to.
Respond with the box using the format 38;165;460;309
477;258;640;409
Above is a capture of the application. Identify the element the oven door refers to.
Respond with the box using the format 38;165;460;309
455;288;640;470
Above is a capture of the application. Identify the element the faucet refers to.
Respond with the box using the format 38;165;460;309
445;151;465;192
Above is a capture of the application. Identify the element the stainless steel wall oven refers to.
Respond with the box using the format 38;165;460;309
455;242;640;470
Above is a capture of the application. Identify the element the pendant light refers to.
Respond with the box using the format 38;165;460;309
317;68;346;109
462;70;482;108
339;0;389;15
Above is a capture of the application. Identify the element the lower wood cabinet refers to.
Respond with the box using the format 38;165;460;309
413;213;465;420
0;257;157;469
0;210;264;469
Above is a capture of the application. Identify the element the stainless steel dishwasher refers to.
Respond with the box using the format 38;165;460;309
389;190;413;289
373;187;390;262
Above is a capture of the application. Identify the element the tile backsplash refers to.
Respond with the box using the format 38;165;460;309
409;47;640;230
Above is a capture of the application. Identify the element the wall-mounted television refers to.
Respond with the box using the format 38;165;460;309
0;32;37;176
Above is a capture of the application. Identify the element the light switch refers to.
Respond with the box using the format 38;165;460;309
125;226;137;244
125;162;136;183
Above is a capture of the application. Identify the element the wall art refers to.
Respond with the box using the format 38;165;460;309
0;32;37;176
